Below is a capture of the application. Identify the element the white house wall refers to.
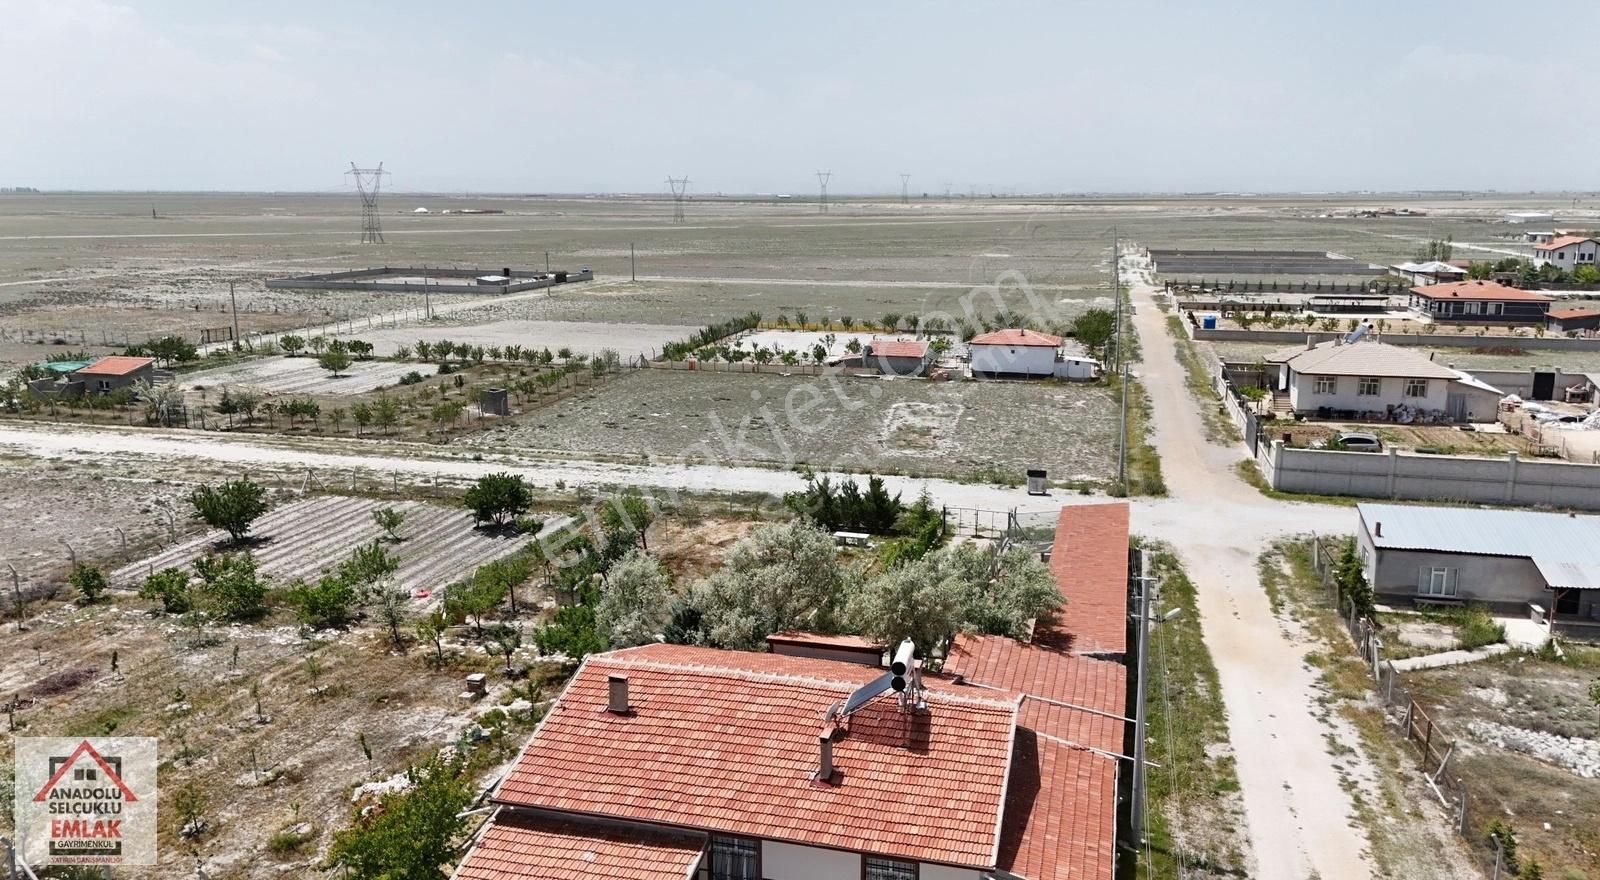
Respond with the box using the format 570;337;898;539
971;344;1057;376
761;841;862;880
920;863;985;880
1287;371;1449;415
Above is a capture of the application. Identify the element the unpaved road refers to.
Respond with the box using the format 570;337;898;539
1122;253;1377;879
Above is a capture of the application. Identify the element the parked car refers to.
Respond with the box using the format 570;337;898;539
1317;431;1383;452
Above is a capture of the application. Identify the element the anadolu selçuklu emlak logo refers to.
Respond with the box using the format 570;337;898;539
14;737;157;866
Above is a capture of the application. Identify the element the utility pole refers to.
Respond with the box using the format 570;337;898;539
816;170;832;213
900;173;911;205
545;251;550;273
1130;549;1154;845
1118;362;1130;492
422;266;431;320
1111;225;1120;373
630;243;636;282
228;282;240;345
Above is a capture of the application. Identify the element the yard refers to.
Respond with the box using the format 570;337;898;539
460;368;1120;486
181;356;428;396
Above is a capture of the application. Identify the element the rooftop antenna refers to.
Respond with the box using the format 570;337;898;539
347;162;390;244
900;173;911;205
817;170;832;213
666;175;690;224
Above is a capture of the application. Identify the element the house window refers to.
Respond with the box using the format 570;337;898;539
1404;379;1428;398
1558;252;1568;260
1313;376;1337;395
863;857;919;880
1357;377;1381;396
707;837;759;880
1464;301;1481;315
1418;566;1458;597
1486;302;1503;315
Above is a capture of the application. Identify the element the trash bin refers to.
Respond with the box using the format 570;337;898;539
1026;468;1048;495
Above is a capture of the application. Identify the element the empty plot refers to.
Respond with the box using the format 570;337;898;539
111;495;525;595
181;357;422;395
333;319;700;361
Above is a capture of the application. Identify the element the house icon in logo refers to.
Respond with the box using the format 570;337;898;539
32;740;139;803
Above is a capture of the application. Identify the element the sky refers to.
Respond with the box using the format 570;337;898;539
2;0;1595;194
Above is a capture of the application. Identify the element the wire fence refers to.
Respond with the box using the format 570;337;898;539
1307;535;1501;873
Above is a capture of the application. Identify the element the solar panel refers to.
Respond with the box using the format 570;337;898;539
840;672;895;717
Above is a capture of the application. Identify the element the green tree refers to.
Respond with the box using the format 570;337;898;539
69;564;108;604
139;567;192;614
444;575;503;639
1071;308;1117;359
601;490;655;551
533;604;605;658
486;624;522;674
464;472;532;528
279;334;306;356
339;540;397;593
188;478;269;543
285;574;359;629
1574;264;1600;284
416;609;449;667
678;521;848;649
374;507;406;541
1465;261;1494;280
351;402;373;437
847;555;964;650
325;753;474;880
595;550;672;648
374;396;400;433
319;348;353;376
373;586;411;650
1334;539;1376;619
148;335;199;366
956;545;1062;640
194;551;268;621
1588;678;1600;734
880;313;903;332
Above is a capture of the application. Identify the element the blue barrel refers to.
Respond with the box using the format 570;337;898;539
1201;314;1218;330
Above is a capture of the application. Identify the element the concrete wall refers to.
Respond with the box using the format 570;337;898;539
1454;368;1593;400
971;344;1056;376
1188;324;1600;351
1260;442;1600;511
762;841;860;880
870;354;929;376
920;863;985;880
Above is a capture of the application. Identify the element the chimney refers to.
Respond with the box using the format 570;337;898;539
607;674;630;714
1305;335;1315;351
1375;522;1383;538
817;734;834;781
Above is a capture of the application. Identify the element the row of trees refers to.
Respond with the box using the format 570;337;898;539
1465;256;1600;286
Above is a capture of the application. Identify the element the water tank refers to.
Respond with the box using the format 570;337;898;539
480;387;509;416
1201;314;1219;330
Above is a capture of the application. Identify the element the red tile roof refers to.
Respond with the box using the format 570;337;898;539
999;735;1118;880
1549;307;1600;320
765;631;883;650
1047;503;1131;656
73;356;155;377
947;637;1126;752
1534;236;1597;252
1409;280;1553;303
493;644;1020;868
868;338;930;359
970;328;1063;347
454;812;705;880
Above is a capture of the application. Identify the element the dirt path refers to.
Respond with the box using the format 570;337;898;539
1121;253;1378;878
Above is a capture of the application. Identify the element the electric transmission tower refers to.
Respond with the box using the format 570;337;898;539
816;170;832;213
347;162;390;244
900;173;911;205
666;176;690;223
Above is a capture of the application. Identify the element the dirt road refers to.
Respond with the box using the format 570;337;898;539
1121;253;1377;879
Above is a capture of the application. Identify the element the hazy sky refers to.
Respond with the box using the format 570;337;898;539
4;0;1595;193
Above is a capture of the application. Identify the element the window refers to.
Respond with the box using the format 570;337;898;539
1418;566;1458;597
1486;302;1503;315
1357;377;1381;396
707;837;759;880
1558;251;1568;260
1464;301;1481;315
1313;376;1337;395
1404;379;1428;398
863;857;919;880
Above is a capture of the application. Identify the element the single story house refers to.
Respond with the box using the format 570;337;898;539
968;329;1100;380
1524;231;1556;245
863;337;931;376
1357;503;1600;625
69;355;156;393
1390;260;1467;286
1548;307;1600;334
1264;338;1503;422
1532;236;1599;270
1408;280;1553;324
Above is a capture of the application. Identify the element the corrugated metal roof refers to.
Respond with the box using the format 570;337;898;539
1265;340;1461;379
1359;503;1600;589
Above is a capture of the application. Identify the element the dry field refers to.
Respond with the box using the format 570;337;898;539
180;357;425;396
331;317;700;360
461;368;1119;485
109;495;531;596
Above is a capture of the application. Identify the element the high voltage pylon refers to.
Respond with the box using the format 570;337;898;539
900;173;911;205
666;176;690;223
816;170;832;213
347;162;390;244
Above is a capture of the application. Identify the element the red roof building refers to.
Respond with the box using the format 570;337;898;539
1408;280;1554;324
969;329;1063;347
72;356;155;377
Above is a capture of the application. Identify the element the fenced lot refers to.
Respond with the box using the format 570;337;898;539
179;356;424;396
111;495;528;596
332;318;701;361
465;369;1119;485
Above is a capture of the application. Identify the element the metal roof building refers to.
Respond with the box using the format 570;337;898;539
1358;503;1600;590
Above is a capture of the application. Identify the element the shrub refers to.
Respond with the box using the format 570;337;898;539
194;552;268;621
285;574;359;629
373;507;406;541
139;567;192;614
188;478;268;543
69;564;109;604
464;473;532;527
1457;606;1506;650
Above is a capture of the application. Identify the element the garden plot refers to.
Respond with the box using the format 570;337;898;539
111;495;526;595
331;319;700;361
180;357;422;395
464;369;1118;484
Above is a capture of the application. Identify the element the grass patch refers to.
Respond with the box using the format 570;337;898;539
1137;543;1248;878
1233;460;1360;506
1165;315;1241;444
1456;606;1507;651
1115;374;1167;497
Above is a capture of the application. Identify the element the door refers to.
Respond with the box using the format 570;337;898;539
1446;393;1466;421
1555;588;1580;616
1532;371;1556;401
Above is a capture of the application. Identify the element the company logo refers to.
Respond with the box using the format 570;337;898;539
14;737;157;866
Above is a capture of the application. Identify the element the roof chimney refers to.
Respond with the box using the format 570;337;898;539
816;733;835;782
607;674;630;714
1375;521;1383;538
1305;335;1315;351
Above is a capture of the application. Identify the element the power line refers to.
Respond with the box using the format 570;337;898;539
816;170;832;213
666;176;690;224
346;162;390;244
900;173;911;205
